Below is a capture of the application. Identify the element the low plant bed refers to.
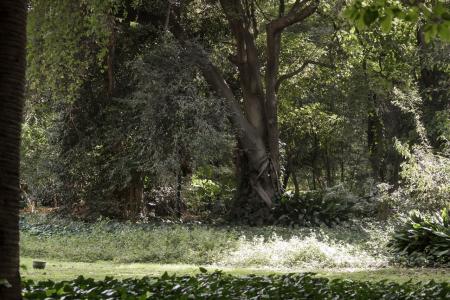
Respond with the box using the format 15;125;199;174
22;270;449;299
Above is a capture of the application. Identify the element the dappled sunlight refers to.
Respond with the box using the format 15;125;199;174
219;233;388;269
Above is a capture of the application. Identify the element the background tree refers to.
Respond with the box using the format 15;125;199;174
172;0;322;223
21;0;449;224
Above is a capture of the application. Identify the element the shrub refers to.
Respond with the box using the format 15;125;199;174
275;185;358;227
22;271;450;300
394;142;450;212
388;208;450;267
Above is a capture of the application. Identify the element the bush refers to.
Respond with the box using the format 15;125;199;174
183;165;236;219
388;208;450;267
22;271;450;300
394;142;450;212
275;185;358;227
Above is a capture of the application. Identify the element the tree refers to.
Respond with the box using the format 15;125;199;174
0;1;27;299
177;0;320;223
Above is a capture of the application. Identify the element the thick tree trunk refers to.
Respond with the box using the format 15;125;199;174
232;141;278;224
0;1;26;299
121;172;144;220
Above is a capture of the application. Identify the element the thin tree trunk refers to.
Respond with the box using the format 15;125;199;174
292;172;300;198
282;162;291;191
325;147;333;187
176;172;182;218
0;1;26;299
106;16;116;98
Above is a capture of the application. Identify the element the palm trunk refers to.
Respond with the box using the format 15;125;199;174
0;1;27;299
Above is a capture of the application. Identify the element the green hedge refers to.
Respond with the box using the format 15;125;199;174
23;271;449;299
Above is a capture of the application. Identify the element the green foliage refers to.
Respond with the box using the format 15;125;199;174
430;110;450;145
275;186;358;227
185;167;236;218
280;103;345;151
219;229;388;269
22;271;450;299
394;142;450;211
389;208;450;267
22;0;450;223
344;0;450;42
124;36;232;178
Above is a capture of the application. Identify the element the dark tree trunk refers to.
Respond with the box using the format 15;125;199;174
292;172;300;198
416;26;450;148
325;147;333;187
0;1;26;299
176;172;183;218
282;160;291;191
106;15;116;98
367;99;386;182
123;172;144;220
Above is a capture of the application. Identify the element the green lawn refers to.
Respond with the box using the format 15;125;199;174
21;257;450;283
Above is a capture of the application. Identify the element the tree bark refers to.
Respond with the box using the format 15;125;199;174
0;1;26;299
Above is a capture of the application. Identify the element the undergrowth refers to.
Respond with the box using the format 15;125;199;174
389;208;450;267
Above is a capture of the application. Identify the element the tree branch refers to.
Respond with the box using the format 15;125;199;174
219;0;266;133
264;0;319;173
184;43;257;141
269;0;319;33
266;0;320;96
275;60;333;92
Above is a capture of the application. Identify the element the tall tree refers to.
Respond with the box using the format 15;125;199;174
0;0;27;299
181;0;320;222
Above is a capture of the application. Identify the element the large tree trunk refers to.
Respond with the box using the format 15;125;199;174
0;1;27;299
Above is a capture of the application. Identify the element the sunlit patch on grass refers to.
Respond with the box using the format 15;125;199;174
219;233;388;269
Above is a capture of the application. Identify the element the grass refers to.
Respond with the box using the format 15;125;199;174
20;213;392;268
21;257;450;283
19;213;450;285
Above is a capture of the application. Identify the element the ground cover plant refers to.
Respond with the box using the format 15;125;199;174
22;271;450;300
389;208;450;267
20;213;391;268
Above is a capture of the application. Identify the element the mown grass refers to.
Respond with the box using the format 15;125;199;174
20;257;450;283
20;213;450;287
